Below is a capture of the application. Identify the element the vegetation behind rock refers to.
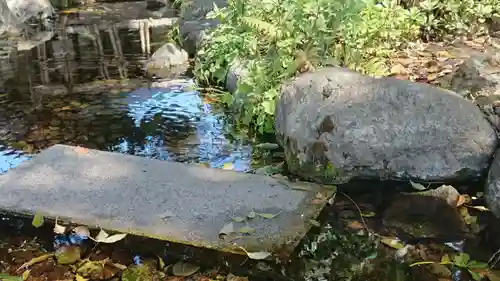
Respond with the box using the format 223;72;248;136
193;0;500;134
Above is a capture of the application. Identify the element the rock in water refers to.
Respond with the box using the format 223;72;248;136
275;67;498;184
486;149;500;218
145;43;189;79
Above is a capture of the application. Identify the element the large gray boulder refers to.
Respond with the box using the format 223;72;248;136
486;149;500;218
275;67;498;184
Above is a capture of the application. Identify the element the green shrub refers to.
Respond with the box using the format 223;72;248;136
193;0;496;134
418;0;500;39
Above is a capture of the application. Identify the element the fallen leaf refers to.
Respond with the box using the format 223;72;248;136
309;219;320;227
74;146;89;154
172;262;200;276
289;185;312;191
75;274;89;281
21;270;30;280
94;229;109;241
92;229;127;243
255;143;279;150
158;256;165;269
222;163;234;170
219;222;235;236
53;218;66;234
226;273;249;281
245;251;271;260
32;212;44;228
247;211;256;219
73;226;91;237
231;216;246;223
256;211;281;219
409;180;427;191
390;63;408;75
467;205;489;212
380;236;405;249
456;195;470;207
238;226;256;234
346;220;365;230
17;253;54;272
96;233;127;243
361;212;376;217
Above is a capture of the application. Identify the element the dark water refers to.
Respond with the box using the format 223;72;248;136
0;19;259;173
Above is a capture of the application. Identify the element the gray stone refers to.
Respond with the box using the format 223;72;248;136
180;0;227;21
450;53;500;99
486;148;500;218
145;43;189;78
0;144;330;256
275;67;498;184
179;19;219;56
449;53;500;133
226;59;250;94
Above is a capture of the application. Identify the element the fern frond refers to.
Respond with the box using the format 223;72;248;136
241;16;280;38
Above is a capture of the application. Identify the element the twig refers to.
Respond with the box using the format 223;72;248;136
488;248;500;267
339;191;369;233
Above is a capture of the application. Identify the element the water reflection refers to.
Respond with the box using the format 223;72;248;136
0;16;255;173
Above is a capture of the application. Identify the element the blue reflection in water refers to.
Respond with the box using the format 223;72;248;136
0;80;253;173
116;79;253;171
0;146;31;174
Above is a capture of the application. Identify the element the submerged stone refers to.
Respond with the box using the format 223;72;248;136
0;144;331;258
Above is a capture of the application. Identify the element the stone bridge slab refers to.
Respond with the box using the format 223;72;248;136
0;144;331;258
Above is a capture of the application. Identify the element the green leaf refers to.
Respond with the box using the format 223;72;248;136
256;211;281;219
261;100;275;115
409;180;427;191
32;212;44;228
231;216;246;222
238;226;256;234
468;269;483;281
467;260;489;269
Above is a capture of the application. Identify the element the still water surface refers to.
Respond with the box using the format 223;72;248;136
0;22;256;173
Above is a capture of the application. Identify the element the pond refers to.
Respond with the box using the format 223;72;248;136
0;16;268;174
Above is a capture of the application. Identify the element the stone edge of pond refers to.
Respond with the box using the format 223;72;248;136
0;190;331;261
0;144;333;261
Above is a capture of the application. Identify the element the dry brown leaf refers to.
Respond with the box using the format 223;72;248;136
346;220;365;230
456;194;471;207
226;273;249;281
74;146;89;154
390;63;408;75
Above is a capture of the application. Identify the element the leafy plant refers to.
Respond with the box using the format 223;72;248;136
194;0;423;134
411;253;489;281
193;0;499;134
418;0;500;39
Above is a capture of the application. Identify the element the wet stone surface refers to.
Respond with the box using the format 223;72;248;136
0;144;330;257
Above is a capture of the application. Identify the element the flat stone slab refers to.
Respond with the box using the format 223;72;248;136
0;145;331;257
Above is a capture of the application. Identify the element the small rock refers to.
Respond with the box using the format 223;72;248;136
449;53;500;99
276;67;497;184
225;59;250;94
179;19;219;56
145;43;189;79
382;192;467;240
